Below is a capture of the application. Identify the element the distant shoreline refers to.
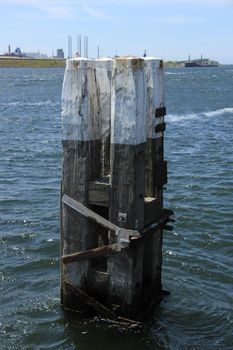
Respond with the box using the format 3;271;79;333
0;57;224;69
0;57;186;68
0;57;66;68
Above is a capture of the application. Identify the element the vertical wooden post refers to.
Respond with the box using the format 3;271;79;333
61;58;113;308
143;58;167;302
108;58;147;317
144;58;166;199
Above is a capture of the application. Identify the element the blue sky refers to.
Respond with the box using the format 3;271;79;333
0;0;232;63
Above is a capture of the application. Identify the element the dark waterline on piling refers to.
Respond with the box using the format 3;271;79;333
0;67;233;349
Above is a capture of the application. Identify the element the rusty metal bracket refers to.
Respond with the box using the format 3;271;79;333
155;106;166;118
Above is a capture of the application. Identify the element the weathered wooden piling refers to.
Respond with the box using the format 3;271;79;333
61;56;171;320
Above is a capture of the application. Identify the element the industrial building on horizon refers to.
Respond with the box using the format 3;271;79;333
2;35;90;60
56;49;64;59
1;45;65;60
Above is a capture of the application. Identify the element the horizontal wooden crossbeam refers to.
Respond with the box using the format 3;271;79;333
62;244;118;264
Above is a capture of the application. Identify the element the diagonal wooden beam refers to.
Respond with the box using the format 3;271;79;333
62;194;140;250
64;280;141;325
62;194;119;232
64;280;118;320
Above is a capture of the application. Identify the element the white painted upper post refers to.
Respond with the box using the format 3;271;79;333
62;58;113;142
62;57;164;143
111;57;147;145
143;58;165;139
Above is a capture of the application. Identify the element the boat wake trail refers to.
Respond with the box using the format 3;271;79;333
167;107;233;123
203;107;233;117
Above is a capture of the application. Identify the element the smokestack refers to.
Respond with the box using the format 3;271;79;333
68;35;72;59
8;45;11;53
84;36;88;58
77;34;81;57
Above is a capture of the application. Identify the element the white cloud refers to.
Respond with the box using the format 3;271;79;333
0;0;128;20
36;4;74;19
0;0;76;19
81;5;126;20
82;5;110;19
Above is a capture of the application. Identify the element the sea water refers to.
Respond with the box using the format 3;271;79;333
0;66;232;349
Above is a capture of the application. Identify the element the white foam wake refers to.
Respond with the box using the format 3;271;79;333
203;108;233;117
166;112;197;123
0;100;59;107
165;72;185;75
167;107;233;123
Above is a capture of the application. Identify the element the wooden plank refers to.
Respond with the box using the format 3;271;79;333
61;58;112;305
109;145;146;232
88;180;109;207
108;58;146;316
63;194;119;233
61;141;98;292
141;60;167;316
62;244;118;264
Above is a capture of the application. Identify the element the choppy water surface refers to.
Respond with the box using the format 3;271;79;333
0;67;233;349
